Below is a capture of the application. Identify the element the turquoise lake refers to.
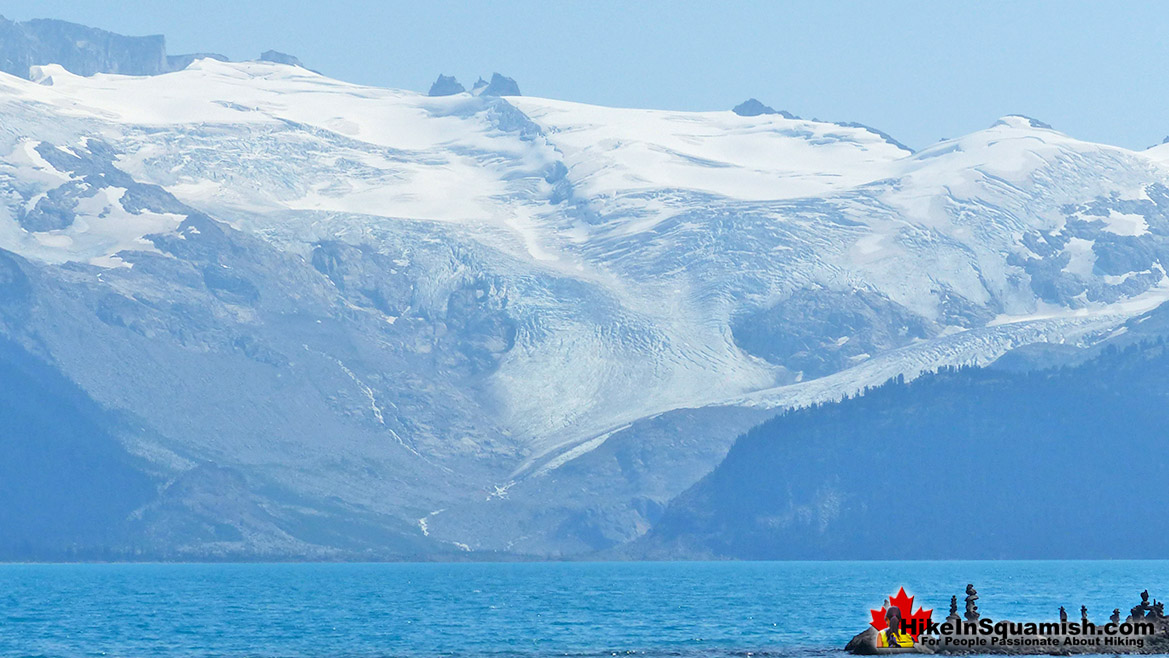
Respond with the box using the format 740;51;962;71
3;561;1168;657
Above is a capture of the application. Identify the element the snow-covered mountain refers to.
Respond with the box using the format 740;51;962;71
4;55;1169;557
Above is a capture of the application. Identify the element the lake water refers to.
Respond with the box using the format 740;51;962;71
3;561;1168;657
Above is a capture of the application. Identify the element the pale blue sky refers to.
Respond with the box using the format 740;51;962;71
5;0;1169;151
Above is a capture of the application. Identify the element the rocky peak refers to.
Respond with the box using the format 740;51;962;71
479;73;521;97
428;74;465;97
732;98;795;119
259;50;305;68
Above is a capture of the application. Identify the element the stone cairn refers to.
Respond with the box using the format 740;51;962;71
964;583;980;621
1128;590;1154;623
947;595;961;624
1125;589;1168;627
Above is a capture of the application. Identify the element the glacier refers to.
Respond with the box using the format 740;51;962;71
3;58;1169;557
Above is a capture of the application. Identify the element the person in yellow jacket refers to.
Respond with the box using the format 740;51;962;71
877;605;916;648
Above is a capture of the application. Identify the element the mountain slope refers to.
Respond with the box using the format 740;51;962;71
0;323;155;558
2;52;1169;556
632;334;1169;559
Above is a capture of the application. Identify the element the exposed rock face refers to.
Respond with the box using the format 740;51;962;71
731;287;937;379
0;15;307;80
259;50;304;67
480;72;521;96
0;15;168;78
732;98;795;118
428;74;465;96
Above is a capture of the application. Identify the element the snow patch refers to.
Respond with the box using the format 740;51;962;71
1100;210;1149;236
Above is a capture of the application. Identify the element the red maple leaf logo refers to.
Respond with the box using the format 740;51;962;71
869;587;933;640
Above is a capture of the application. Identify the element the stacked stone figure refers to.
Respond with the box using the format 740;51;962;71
1129;590;1154;622
964;584;979;621
947;595;961;624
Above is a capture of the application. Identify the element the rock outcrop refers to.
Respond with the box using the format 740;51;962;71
0;15;237;79
259;50;305;67
0;15;169;78
732;98;795;118
479;72;520;96
428;74;465;96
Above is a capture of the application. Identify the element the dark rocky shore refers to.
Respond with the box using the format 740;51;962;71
847;587;1169;655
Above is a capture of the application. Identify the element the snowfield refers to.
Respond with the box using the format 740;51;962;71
4;59;1169;556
